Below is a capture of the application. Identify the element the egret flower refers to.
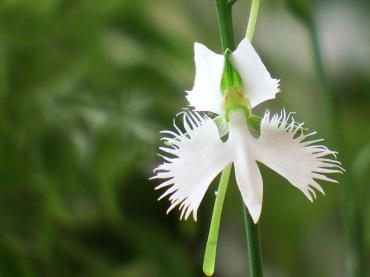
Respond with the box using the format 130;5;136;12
152;38;343;223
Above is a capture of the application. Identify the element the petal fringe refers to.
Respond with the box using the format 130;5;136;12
151;111;232;220
253;110;344;201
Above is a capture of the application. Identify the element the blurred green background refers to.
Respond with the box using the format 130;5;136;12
0;0;369;276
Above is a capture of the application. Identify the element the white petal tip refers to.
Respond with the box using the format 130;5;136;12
248;203;262;224
194;42;202;48
193;214;198;222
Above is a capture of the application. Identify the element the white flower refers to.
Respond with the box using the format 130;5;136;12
152;38;343;223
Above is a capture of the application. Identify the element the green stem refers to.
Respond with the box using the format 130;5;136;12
215;0;235;51
203;164;232;276
209;1;264;277
202;4;235;275
246;0;260;41
243;1;264;277
243;207;263;277
308;22;364;277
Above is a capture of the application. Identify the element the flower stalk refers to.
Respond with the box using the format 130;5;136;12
207;0;264;276
202;4;235;275
203;164;232;276
215;0;236;51
243;207;263;277
246;0;260;41
202;4;236;273
243;1;264;277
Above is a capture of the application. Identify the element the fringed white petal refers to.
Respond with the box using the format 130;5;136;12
186;43;224;114
228;112;263;223
253;110;344;201
152;111;232;221
230;38;280;108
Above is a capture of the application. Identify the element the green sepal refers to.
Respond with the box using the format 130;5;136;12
214;112;261;140
220;49;252;121
220;49;242;93
213;115;229;139
247;113;262;136
247;113;310;137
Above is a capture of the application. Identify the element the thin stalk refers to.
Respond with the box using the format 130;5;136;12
203;164;232;276
243;1;264;276
308;21;364;277
243;207;263;277
203;3;235;276
211;1;264;277
246;0;260;41
215;0;235;51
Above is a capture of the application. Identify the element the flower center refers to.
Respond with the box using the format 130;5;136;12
223;87;250;121
220;50;251;121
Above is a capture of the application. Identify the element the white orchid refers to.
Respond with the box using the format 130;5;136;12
152;38;343;223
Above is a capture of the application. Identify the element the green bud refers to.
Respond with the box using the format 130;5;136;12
220;49;250;120
220;49;242;93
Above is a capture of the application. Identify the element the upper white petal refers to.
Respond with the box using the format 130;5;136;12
152;111;232;220
230;38;280;108
186;43;224;114
252;110;343;201
228;112;263;223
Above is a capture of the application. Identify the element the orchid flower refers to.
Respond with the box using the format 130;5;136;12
152;38;343;223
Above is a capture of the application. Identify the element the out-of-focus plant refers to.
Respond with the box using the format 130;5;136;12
0;1;194;276
282;0;368;276
284;0;313;25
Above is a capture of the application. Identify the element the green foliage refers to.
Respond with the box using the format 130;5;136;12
0;0;194;276
283;0;313;24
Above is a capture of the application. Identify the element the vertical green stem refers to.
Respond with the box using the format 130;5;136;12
214;1;264;277
203;164;232;276
308;21;364;277
244;1;264;276
203;3;235;276
246;0;260;41
243;207;263;277
215;0;235;51
207;1;263;276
